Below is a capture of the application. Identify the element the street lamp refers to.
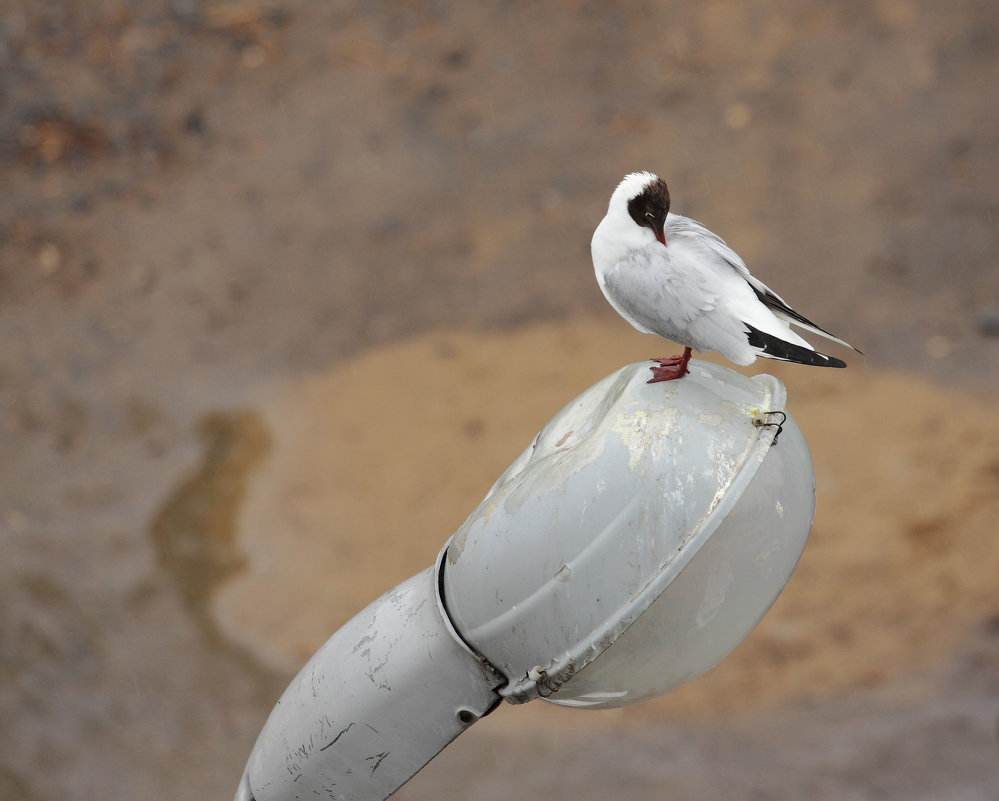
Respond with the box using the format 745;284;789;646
234;359;814;801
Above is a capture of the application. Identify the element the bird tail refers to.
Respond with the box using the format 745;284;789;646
745;324;847;368
750;285;862;354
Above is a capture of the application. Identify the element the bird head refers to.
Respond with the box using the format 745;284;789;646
592;172;671;272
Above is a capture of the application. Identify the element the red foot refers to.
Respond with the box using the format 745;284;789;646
648;347;692;383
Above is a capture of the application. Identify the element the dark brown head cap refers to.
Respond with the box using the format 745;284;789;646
624;173;670;234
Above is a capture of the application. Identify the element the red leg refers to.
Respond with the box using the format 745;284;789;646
648;347;692;383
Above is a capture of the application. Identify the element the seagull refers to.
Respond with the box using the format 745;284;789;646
591;171;860;382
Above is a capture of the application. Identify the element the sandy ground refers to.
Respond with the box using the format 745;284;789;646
2;2;999;800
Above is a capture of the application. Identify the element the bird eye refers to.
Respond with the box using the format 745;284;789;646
645;211;655;220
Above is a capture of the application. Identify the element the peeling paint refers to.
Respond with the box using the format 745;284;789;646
611;407;678;471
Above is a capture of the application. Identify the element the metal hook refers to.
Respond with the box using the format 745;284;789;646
754;410;787;446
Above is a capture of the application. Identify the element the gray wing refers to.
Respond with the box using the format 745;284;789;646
600;243;756;365
667;214;859;352
668;214;797;308
667;215;752;272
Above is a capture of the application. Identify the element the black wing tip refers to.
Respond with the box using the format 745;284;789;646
750;285;862;354
745;324;848;368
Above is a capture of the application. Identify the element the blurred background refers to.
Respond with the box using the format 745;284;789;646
2;1;999;799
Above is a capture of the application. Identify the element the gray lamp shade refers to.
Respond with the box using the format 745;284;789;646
442;360;813;707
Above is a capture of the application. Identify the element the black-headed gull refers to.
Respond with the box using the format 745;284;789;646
592;171;859;382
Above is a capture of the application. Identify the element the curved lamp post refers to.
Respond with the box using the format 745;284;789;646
234;360;814;801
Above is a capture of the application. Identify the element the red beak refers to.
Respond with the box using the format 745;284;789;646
654;228;666;246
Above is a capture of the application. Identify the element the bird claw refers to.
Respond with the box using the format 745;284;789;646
647;361;689;383
651;355;686;367
647;347;692;382
647;366;686;383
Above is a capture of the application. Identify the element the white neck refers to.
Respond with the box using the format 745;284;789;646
591;202;656;275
